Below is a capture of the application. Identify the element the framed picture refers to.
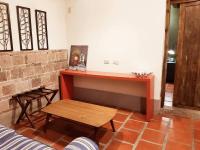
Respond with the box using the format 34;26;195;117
17;6;33;50
35;10;48;50
69;45;88;71
0;2;13;51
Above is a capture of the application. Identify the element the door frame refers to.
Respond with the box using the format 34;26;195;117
160;0;200;107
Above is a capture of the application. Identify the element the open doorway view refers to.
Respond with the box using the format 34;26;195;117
164;4;179;108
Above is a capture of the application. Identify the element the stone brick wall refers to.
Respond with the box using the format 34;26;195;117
0;49;68;126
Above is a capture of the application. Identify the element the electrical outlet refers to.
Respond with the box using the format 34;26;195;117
104;60;110;64
68;7;71;14
113;60;119;65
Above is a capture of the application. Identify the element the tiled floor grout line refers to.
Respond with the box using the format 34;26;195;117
103;112;133;150
132;121;148;150
168;140;195;146
144;127;166;133
114;120;124;123
139;139;162;146
114;138;134;145
128;118;146;123
123;127;140;133
192;122;195;150
192;132;195;150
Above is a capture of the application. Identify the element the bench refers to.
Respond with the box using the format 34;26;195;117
12;87;58;128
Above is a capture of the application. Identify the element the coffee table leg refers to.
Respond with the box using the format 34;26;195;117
44;114;51;133
94;127;99;145
110;120;115;132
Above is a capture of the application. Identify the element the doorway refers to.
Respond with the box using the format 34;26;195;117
161;0;200;109
164;4;180;108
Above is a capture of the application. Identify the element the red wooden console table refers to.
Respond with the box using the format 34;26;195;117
60;70;154;121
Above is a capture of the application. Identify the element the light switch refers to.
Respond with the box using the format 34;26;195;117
104;60;110;64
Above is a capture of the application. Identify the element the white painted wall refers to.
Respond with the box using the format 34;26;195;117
66;0;166;100
3;0;68;50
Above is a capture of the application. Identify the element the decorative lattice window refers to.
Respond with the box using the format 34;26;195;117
0;2;13;51
17;6;33;50
35;10;48;50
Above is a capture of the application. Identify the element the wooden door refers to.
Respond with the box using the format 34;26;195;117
174;1;200;108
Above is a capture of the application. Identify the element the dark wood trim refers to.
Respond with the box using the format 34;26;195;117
0;2;13;52
161;0;200;108
171;0;200;4
175;104;200;110
160;0;171;107
35;10;49;50
16;6;33;51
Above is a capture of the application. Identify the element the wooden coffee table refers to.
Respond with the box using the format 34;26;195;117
42;100;117;139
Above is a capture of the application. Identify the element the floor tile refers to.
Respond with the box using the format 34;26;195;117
113;113;128;122
97;129;114;144
115;128;139;144
131;112;146;122
52;139;70;150
169;116;192;132
151;115;171;123
99;144;105;150
124;119;145;132
194;130;200;141
147;120;169;133
136;140;162;150
195;141;200;150
141;129;165;144
61;135;74;143
166;140;192;150
165;84;174;92
35;129;65;145
193;120;200;130
11;122;29;132
102;121;122;131
107;140;133;150
168;129;193;145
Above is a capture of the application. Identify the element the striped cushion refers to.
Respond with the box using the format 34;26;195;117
0;124;98;150
0;124;54;150
0;134;54;150
0;124;16;144
64;137;99;150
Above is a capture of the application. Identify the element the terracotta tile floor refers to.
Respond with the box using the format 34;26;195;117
164;84;174;107
12;110;200;150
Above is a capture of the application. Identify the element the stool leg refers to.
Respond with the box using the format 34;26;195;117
49;90;58;102
16;102;30;124
24;110;34;128
110;120;116;132
44;96;51;105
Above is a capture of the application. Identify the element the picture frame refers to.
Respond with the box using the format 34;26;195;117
17;6;33;50
69;45;88;71
35;10;48;50
0;2;13;52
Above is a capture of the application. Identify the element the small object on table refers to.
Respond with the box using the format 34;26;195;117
132;72;153;78
69;45;88;71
